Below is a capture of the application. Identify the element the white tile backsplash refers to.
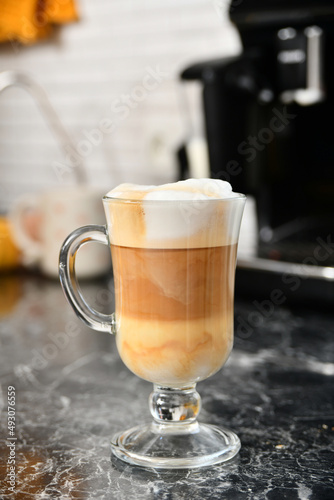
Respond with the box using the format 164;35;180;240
0;0;240;212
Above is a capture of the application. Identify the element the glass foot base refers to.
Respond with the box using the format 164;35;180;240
111;421;240;469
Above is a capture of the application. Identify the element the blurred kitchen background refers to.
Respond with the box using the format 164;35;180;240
0;0;240;210
0;0;333;304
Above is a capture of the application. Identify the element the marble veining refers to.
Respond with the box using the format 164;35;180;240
0;274;333;499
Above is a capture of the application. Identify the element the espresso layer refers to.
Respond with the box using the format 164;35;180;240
111;244;237;322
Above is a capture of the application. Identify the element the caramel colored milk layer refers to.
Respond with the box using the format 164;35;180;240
116;315;233;387
111;244;237;385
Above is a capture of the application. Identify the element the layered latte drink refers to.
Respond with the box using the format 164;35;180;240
104;179;243;388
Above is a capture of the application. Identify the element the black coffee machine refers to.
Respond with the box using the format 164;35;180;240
180;0;334;304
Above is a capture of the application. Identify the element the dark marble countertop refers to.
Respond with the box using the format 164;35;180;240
0;273;333;499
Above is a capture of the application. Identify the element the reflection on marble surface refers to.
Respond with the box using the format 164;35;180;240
0;273;333;499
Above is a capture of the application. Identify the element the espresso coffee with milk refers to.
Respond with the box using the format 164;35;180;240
104;179;242;387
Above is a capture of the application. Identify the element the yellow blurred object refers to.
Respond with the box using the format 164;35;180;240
0;216;22;270
0;274;22;316
0;0;78;45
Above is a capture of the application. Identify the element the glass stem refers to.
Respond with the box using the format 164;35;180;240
149;384;201;432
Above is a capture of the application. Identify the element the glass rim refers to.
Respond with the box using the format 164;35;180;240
102;193;246;203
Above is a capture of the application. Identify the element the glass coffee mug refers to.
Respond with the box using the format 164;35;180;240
59;191;246;469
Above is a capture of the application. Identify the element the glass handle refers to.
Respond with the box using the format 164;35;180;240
59;224;116;334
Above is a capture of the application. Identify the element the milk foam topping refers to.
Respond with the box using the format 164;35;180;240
106;178;238;201
104;179;243;248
